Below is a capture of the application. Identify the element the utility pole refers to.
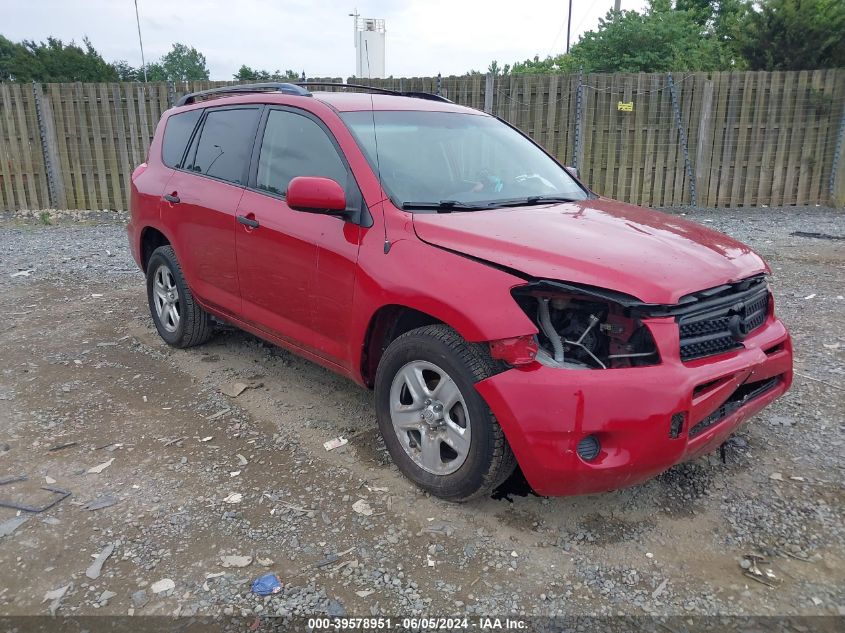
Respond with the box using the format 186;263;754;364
614;0;621;12
566;0;573;54
348;8;360;79
134;0;148;82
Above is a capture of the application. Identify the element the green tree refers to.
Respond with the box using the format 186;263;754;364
563;3;726;72
111;59;140;81
233;65;299;81
0;35;117;82
740;0;845;69
147;43;209;81
676;0;752;67
499;1;753;74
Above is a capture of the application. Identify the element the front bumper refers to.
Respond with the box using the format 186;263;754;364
475;315;793;496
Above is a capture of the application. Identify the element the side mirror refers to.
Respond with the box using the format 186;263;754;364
287;176;347;215
564;166;579;179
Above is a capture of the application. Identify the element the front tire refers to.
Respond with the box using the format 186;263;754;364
375;325;516;501
146;245;213;348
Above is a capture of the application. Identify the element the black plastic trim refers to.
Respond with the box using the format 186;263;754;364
299;82;453;104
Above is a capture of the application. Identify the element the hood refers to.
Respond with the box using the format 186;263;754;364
411;198;768;304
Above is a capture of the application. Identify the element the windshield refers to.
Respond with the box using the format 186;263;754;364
340;111;588;210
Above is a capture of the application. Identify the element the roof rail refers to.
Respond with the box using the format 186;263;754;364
296;82;453;104
175;82;311;107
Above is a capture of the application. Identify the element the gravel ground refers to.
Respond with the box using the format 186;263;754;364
0;206;842;620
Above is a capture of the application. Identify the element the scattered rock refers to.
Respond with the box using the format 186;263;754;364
131;589;149;608
42;584;70;615
83;495;118;511
86;543;115;579
86;458;115;474
352;499;373;516
151;578;175;594
0;516;28;538
221;382;249;398
220;555;253;568
325;599;346;617
98;590;116;604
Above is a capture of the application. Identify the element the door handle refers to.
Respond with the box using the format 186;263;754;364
163;193;180;204
237;214;260;229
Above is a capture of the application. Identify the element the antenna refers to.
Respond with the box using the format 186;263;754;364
364;40;390;254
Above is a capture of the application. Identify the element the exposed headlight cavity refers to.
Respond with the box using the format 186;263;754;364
512;282;660;370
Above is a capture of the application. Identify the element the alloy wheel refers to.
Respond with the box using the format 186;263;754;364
152;264;181;333
388;360;471;475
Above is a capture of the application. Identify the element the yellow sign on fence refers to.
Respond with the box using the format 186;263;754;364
617;101;634;112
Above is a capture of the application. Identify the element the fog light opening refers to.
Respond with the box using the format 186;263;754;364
670;412;686;439
577;435;601;461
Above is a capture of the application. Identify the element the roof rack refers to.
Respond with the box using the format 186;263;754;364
175;82;311;107
296;82;453;104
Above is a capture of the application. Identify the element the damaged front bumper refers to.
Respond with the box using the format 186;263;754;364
475;314;793;497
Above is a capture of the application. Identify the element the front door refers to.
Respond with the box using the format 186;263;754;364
235;107;362;367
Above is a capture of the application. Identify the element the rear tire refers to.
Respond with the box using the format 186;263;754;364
375;325;516;501
146;245;213;348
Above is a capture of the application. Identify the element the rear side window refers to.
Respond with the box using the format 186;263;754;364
187;108;260;185
161;110;201;168
256;109;347;195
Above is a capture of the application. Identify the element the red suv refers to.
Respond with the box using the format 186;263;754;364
127;83;793;501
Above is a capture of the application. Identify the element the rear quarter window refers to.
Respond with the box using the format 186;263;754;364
161;109;202;168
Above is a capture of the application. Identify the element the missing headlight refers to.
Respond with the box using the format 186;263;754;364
512;282;660;369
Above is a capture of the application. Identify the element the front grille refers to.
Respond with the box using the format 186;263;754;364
677;277;770;361
688;376;780;438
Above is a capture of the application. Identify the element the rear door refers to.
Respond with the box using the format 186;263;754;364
235;107;363;365
162;106;261;316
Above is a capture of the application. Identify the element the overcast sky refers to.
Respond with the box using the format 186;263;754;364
5;0;648;79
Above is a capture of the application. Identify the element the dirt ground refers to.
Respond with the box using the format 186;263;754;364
0;206;842;621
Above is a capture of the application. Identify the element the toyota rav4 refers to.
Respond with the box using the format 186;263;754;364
127;82;793;501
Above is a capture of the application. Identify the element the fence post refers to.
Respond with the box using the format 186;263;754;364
436;73;442;96
32;82;65;208
572;68;583;173
166;81;176;108
667;72;697;207
484;73;494;113
694;78;714;208
830;100;845;207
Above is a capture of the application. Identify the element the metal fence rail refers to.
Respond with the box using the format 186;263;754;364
1;70;844;211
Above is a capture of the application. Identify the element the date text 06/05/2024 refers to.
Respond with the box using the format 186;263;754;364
307;617;527;630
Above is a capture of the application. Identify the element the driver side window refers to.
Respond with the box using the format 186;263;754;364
256;110;347;196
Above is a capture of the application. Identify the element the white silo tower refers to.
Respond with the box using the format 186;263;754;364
351;11;386;78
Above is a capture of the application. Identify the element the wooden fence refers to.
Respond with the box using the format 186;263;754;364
1;70;844;211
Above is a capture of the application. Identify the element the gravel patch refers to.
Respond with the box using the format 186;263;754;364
0;206;842;618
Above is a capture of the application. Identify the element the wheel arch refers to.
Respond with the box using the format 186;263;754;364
139;226;172;273
360;304;445;388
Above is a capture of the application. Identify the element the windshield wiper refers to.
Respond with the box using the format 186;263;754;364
486;195;579;208
401;200;490;212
